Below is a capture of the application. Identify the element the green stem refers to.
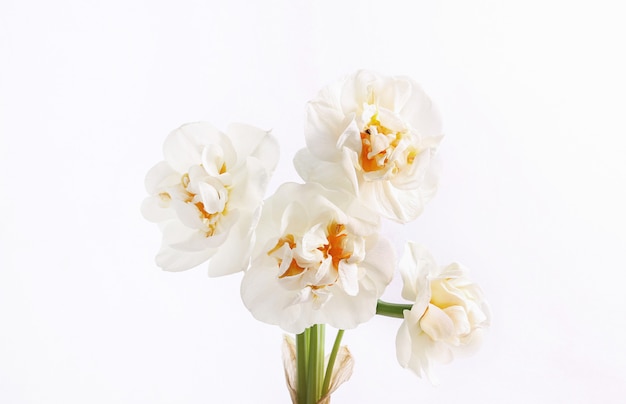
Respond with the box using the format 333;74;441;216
306;324;325;403
376;299;413;319
318;325;325;399
296;330;309;404
321;329;344;397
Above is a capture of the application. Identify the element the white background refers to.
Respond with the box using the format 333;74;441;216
1;0;625;403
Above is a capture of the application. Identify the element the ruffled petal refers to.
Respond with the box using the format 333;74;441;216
400;242;435;301
338;260;359;296
293;148;356;195
140;196;176;223
227;123;279;172
144;161;179;194
420;304;456;341
163;122;224;173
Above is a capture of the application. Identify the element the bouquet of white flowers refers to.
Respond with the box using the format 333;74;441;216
142;70;490;403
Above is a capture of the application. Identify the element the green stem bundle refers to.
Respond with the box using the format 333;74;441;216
295;325;345;404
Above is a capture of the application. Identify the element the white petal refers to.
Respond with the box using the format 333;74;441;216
197;181;225;214
443;306;471;338
358;235;395;294
206;211;255;276
280;200;309;235
140;196;175;223
163;122;223;173
241;255;311;334
300;223;326;255
169;210;238;251
399;81;443;138
339;70;377;113
304;98;348;161
201;143;226;177
227;156;269;211
396;317;414;368
321;287;378;330
361;181;424;223
376;107;406;133
226;123;279;172
311;257;332;285
381;76;412;112
144;161;179;194
171;199;204;230
160;219;197;246
293;148;356;195
335;118;362;151
420;304;456;342
290;286;313;306
338;260;359;296
400;242;435;301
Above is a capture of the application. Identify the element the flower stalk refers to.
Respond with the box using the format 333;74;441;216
296;330;309;404
296;325;351;404
376;300;413;319
308;324;325;403
321;329;344;397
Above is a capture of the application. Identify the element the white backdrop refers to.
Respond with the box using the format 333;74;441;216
1;1;625;403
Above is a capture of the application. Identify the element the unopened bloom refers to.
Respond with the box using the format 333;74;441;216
141;122;279;276
294;70;443;223
396;242;490;382
241;182;395;334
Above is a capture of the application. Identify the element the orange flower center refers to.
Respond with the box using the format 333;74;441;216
359;114;418;173
181;165;228;236
269;222;352;285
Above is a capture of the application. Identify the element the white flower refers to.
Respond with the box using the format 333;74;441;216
294;70;443;223
240;182;395;334
141;122;279;276
396;242;490;382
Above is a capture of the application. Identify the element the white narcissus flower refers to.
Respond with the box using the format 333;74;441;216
396;242;490;382
294;70;443;223
241;182;395;334
141;122;279;276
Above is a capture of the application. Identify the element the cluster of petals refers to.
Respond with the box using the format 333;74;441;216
240;182;395;334
141;69;489;385
396;242;491;382
294;70;443;223
141;122;278;276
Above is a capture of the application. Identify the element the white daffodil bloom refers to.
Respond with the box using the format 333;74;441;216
396;242;490;382
294;70;443;223
241;182;395;334
141;122;279;276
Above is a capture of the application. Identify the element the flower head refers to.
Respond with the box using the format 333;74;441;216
396;242;490;382
241;182;395;334
294;70;443;223
141;122;279;276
